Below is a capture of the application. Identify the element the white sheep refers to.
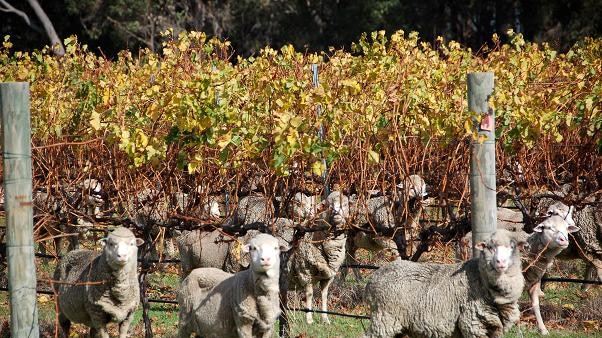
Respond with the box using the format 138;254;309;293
364;229;526;338
523;207;580;335
455;204;580;336
286;190;350;324
53;226;144;338
177;233;287;338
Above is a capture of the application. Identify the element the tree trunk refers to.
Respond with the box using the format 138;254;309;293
27;0;65;56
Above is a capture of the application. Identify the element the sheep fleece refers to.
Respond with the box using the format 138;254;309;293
365;259;523;338
178;267;280;338
53;249;140;327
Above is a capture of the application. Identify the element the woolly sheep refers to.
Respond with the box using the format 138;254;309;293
223;194;273;230
53;227;144;338
176;228;255;277
548;201;602;292
364;229;526;338
177;233;287;338
286;190;350;324
523;208;580;335
455;205;580;336
344;174;427;278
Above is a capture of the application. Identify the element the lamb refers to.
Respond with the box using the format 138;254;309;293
364;229;526;338
522;206;580;335
53;226;144;338
177;233;287;338
286;190;350;324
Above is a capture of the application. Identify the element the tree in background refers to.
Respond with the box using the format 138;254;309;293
1;0;601;57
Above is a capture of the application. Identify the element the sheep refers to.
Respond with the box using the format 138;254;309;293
522;207;580;335
33;178;105;255
176;228;255;277
286;190;350;324
223;194;274;230
176;216;295;278
364;229;526;338
550;201;602;291
53;226;144;338
343;174;427;279
177;233;287;338
455;205;580;336
455;207;528;261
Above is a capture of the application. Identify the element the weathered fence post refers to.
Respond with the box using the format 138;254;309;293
468;72;497;257
1;82;39;337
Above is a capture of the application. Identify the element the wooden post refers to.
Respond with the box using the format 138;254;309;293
1;82;39;337
468;72;497;257
312;64;330;198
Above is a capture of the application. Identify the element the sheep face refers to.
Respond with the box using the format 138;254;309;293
318;191;350;227
533;213;580;249
291;192;318;220
101;227;144;268
243;233;286;275
396;174;428;199
475;230;525;273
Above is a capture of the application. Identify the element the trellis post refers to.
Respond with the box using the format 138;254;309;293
312;64;330;198
468;72;497;257
1;82;39;337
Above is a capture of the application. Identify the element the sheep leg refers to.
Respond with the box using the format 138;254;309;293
581;262;602;291
57;313;71;338
235;318;254;338
118;311;135;338
319;278;332;324
529;281;549;335
305;283;314;324
89;326;110;338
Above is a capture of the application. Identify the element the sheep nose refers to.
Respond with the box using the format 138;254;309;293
261;256;271;264
556;233;569;246
495;258;508;269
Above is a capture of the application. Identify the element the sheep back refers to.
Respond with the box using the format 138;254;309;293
179;267;280;338
177;229;248;276
366;258;522;338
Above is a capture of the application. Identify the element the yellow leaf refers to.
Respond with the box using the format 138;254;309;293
89;111;101;131
217;134;231;149
311;161;326;176
38;295;50;304
368;149;380;164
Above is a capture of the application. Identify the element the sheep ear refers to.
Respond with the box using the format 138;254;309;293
242;244;251;253
135;238;145;246
100;237;107;247
474;242;487;251
515;240;529;251
567;225;580;233
279;243;290;252
532;223;544;233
